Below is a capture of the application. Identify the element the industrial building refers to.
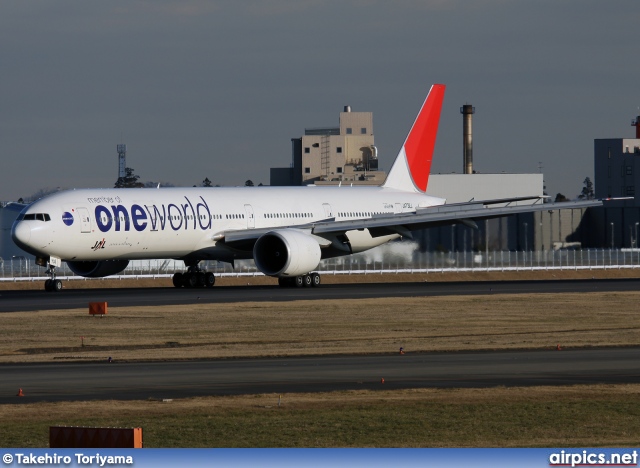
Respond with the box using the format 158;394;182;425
270;106;386;186
594;118;640;204
589;115;640;247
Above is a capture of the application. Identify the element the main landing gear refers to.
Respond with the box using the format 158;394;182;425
278;273;321;288
172;262;215;289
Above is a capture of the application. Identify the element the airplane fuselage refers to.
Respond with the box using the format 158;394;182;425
13;185;445;263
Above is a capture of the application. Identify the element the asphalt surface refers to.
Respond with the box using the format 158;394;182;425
2;347;639;403
2;277;640;312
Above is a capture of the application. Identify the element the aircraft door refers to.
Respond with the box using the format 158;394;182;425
244;204;255;229
322;203;333;218
77;207;92;233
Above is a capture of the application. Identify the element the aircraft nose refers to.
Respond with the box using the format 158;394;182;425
12;222;31;248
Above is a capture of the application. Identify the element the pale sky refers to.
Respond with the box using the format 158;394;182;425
1;1;638;201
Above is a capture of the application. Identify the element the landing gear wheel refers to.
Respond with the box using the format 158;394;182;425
45;279;62;292
198;272;208;287
172;273;184;288
44;264;62;292
302;274;313;287
294;276;304;287
204;272;215;288
186;272;199;288
173;262;215;290
310;273;321;287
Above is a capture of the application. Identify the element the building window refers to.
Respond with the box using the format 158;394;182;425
627;166;633;176
361;128;366;134
346;128;352;135
304;167;310;174
627;186;635;196
337;147;342;153
304;147;310;154
336;167;343;173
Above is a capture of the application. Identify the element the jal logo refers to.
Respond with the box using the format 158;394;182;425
62;212;74;226
91;239;106;251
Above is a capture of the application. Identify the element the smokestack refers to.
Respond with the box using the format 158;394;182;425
460;104;475;174
632;116;640;138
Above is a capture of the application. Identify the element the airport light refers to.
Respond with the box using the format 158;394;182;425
611;222;614;249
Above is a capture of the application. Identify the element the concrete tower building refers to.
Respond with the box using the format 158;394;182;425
271;106;386;186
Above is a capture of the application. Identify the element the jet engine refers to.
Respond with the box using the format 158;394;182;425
253;230;321;277
66;260;130;278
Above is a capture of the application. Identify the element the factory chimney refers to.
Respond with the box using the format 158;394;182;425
460;104;475;174
632;116;640;139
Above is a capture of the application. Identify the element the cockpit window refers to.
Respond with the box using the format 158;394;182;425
20;213;51;222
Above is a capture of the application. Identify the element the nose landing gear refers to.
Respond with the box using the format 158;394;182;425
41;256;63;292
44;266;62;292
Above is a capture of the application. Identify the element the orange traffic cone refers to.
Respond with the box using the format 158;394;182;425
556;344;562;351
17;388;24;397
381;378;385;384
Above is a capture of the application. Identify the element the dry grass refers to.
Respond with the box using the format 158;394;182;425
2;385;640;447
1;291;640;363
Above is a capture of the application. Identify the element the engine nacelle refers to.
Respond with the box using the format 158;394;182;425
66;260;130;278
253;230;321;277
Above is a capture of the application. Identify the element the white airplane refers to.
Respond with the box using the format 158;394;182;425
11;84;601;291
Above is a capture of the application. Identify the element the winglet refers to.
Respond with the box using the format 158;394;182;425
383;84;446;193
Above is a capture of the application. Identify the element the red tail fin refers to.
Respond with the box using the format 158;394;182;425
383;84;446;192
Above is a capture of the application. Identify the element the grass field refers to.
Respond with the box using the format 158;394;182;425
2;385;639;447
1;291;640;363
2;274;640;447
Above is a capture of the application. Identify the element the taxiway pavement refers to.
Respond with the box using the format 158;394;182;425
2;347;639;403
2;278;640;313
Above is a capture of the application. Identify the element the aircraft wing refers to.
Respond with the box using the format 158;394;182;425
218;197;602;248
311;198;602;240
